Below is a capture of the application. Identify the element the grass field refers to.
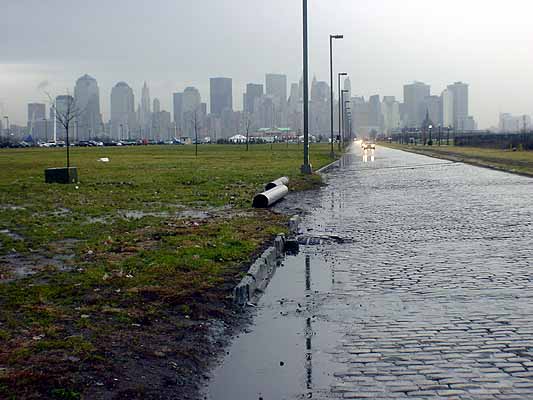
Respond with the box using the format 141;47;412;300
0;143;335;399
382;143;533;176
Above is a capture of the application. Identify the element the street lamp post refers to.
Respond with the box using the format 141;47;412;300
301;0;312;174
329;34;343;158
428;125;433;146
337;73;347;150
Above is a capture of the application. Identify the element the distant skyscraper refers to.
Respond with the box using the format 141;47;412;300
265;74;287;103
28;103;46;141
244;83;263;114
368;95;382;129
403;81;430;128
173;92;183;133
382;96;400;134
183;87;202;136
344;76;352;100
210;77;233;115
110;82;135;140
441;89;454;128
140;82;151;133
446;82;469;130
153;98;160;114
424;95;442;127
74;74;102;140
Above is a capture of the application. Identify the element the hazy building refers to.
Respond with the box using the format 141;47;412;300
110;82;135;140
447;82;468;130
499;113;531;133
255;95;276;129
404;81;430;128
140;82;151;136
27;103;47;141
153;98;161;114
244;83;263;114
266;74;287;104
368;95;383;130
182;87;202;137
173;92;183;134
441;89;454;128
310;79;330;135
459;116;477;131
424;95;442;127
210;77;233;116
382;96;401;134
352;96;369;135
344;76;352;102
152;109;172;141
74;74;102;140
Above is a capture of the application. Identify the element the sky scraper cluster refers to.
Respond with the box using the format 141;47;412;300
19;73;479;143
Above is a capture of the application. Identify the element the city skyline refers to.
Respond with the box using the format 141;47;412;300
3;0;533;128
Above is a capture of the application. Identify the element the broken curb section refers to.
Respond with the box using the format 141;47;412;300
233;215;301;306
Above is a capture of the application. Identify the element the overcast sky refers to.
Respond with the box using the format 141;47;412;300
2;0;533;128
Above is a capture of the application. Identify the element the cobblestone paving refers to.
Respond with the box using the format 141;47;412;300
207;146;533;400
309;146;533;399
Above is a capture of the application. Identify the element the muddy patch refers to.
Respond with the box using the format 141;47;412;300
0;252;74;281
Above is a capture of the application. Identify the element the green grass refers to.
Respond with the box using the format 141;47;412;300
0;143;335;398
382;143;533;176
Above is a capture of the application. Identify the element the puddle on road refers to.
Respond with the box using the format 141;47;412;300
205;252;343;400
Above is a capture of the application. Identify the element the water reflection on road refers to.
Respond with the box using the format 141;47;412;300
206;145;533;399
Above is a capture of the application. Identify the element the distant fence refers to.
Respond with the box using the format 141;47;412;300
455;133;533;150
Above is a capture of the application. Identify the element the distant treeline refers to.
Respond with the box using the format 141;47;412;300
455;132;533;150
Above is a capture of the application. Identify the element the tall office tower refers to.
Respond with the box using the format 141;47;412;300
210;77;233;116
368;95;383;130
351;96;369;134
140;82;151;130
424;95;442;127
74;74;102;140
441;89;454;128
265;74;288;103
244;83;264;114
110;82;135;140
153;98;161;114
446;82;469;130
54;95;75;140
403;81;430;128
27;103;46;141
382;96;401;134
182;87;202;136
344;76;352;100
173;92;183;134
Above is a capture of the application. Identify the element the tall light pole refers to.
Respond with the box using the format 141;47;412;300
329;34;343;158
340;90;348;150
337;73;347;150
301;0;312;174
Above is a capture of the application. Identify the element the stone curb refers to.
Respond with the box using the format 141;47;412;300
233;214;302;306
316;159;340;174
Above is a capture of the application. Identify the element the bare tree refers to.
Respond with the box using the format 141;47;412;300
191;109;201;158
47;93;84;169
245;113;252;151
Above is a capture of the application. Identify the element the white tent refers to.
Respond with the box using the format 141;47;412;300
229;134;247;143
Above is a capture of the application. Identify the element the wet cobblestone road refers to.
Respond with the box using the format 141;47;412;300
207;146;533;400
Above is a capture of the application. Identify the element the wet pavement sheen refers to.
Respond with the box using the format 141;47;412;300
206;145;533;399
